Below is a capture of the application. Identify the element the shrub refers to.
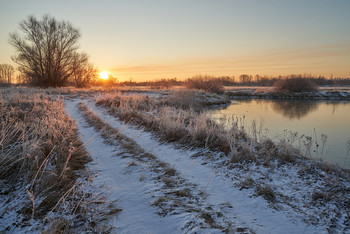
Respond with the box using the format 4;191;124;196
273;78;318;92
185;75;224;94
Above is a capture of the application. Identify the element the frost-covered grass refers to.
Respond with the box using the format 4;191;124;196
0;88;118;233
95;91;305;165
96;92;249;154
63;87;350;232
4;87;350;232
77;101;248;232
94;91;350;171
93;90;350;232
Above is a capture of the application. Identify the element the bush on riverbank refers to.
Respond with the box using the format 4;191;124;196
185;75;224;94
274;78;318;92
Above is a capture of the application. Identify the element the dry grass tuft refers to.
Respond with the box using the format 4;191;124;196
312;190;331;202
256;184;276;202
166;89;199;109
152;196;168;206
257;139;278;161
239;177;255;190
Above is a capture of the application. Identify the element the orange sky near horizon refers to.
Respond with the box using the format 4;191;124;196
1;0;349;82
109;44;350;81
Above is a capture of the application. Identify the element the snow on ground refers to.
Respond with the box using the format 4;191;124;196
0;182;43;233
63;97;328;233
67;99;238;233
66;100;188;233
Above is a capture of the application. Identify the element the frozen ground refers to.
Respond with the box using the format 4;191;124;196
62;96;349;233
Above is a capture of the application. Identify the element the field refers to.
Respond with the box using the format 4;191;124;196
1;86;350;233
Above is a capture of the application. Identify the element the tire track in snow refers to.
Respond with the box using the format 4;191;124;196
65;99;246;233
88;98;324;234
65;99;185;233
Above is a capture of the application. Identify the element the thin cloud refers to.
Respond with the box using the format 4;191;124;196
110;44;350;79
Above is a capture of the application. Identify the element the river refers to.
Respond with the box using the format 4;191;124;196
207;99;350;169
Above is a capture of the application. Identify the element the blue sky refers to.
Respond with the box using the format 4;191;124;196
1;0;349;81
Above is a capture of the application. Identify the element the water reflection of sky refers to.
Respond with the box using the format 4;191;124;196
207;99;350;169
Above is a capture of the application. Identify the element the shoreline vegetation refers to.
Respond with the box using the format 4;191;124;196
1;86;350;232
93;89;350;232
225;87;350;100
94;89;350;169
0;88;120;233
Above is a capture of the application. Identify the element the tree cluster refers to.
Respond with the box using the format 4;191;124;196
0;64;14;83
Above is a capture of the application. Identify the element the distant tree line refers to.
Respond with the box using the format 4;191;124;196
248;74;350;86
7;15;350;89
119;74;350;88
0;64;14;83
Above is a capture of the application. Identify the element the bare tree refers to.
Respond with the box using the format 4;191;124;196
9;15;88;87
71;52;97;87
16;73;26;84
0;64;15;83
239;74;253;84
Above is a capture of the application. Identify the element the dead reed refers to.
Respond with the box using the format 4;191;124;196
91;89;350;224
0;88;100;231
96;92;300;165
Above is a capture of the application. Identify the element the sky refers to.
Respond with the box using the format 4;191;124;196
0;0;349;82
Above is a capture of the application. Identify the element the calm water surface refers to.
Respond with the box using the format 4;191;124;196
207;99;350;169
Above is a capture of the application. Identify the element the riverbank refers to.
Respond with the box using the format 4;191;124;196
2;87;350;232
225;86;350;100
90;89;350;232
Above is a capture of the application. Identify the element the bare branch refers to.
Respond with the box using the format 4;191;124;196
9;15;90;87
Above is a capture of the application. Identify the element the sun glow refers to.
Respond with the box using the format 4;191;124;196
100;71;109;80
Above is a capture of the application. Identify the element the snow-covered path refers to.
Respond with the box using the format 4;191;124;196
65;98;324;233
65;100;186;233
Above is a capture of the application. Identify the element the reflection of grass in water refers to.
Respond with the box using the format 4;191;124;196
343;140;350;168
271;100;319;119
320;134;328;159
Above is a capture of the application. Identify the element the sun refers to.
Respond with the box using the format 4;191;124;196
99;71;109;80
